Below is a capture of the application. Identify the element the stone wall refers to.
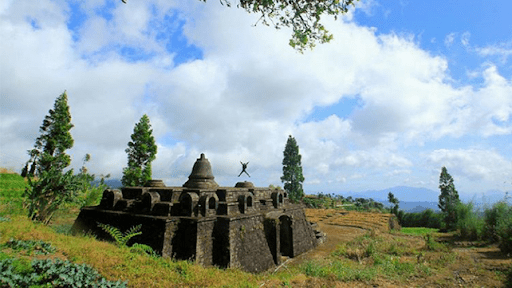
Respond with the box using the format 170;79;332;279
196;218;215;266
288;207;317;256
228;214;276;272
71;154;320;273
71;207;169;252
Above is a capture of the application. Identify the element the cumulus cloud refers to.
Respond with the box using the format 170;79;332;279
1;0;511;194
427;149;512;192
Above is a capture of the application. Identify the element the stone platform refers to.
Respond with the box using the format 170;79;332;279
72;154;319;272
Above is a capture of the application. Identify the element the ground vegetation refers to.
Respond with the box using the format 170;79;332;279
1;169;511;286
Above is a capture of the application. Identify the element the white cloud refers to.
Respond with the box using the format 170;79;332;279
427;148;512;182
461;31;471;47
386;169;412;176
444;33;455;47
476;41;512;64
1;0;511;195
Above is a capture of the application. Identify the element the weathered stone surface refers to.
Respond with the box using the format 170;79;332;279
71;153;319;273
235;181;254;188
145;179;166;187
183;153;219;189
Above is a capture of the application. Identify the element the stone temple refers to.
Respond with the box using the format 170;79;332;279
72;154;322;272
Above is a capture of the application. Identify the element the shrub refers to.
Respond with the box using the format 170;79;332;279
482;201;512;253
1;239;56;255
506;265;512;288
424;234;447;252
0;257;127;287
484;201;510;242
400;209;442;229
302;260;328;278
496;208;512;254
456;202;484;241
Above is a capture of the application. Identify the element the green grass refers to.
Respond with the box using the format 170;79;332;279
1;171;509;287
400;227;439;236
0;173;27;216
316;230;439;282
0;216;263;288
0;173;27;197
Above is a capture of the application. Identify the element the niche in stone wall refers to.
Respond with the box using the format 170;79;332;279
179;192;198;216
171;219;197;261
279;215;293;257
208;197;216;209
238;195;246;214
247;196;253;208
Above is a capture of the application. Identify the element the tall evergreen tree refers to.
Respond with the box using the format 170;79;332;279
121;114;157;187
438;166;460;231
281;135;305;202
388;192;399;216
23;91;78;224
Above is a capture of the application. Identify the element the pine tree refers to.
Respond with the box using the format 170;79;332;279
438;166;460;231
121;114;157;187
23;91;78;224
281;135;305;202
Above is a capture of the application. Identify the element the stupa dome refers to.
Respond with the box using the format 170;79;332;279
183;153;219;189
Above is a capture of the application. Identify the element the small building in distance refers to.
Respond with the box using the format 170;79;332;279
72;153;321;272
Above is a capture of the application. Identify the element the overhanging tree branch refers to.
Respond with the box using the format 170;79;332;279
121;0;358;52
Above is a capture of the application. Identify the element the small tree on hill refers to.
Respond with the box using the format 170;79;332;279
23;91;78;224
388;192;399;216
121;114;157;187
438;166;460;231
281;135;305;202
75;154;111;208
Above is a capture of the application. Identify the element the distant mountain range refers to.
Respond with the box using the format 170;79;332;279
344;186;440;203
324;186;510;212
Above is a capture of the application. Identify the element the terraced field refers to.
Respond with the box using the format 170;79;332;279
284;209;397;268
306;208;396;232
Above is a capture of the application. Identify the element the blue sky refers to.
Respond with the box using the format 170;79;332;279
1;0;511;200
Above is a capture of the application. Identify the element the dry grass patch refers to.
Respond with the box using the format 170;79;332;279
305;208;393;232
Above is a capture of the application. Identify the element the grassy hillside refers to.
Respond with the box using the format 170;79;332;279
0;170;510;287
0;171;27;216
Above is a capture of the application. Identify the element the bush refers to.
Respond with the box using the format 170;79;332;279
483;201;512;253
496;208;512;254
1;239;56;255
400;209;442;229
506;265;512;288
0;257;127;287
484;201;509;242
456;202;484;241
